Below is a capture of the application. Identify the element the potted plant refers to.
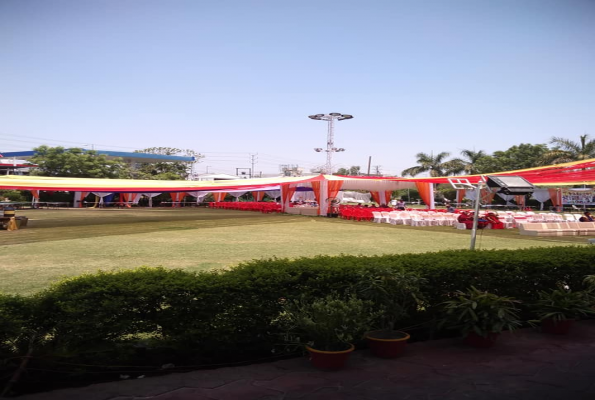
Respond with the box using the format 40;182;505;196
438;286;521;348
529;284;595;335
275;293;378;370
353;268;425;358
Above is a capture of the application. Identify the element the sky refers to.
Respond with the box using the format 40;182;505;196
1;0;594;177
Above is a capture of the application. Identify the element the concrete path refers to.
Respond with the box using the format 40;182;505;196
17;320;595;400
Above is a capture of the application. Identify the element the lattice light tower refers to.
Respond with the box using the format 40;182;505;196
308;113;353;174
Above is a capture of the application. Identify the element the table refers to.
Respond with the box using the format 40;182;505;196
286;207;319;216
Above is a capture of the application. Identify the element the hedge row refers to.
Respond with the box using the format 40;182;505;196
2;246;595;393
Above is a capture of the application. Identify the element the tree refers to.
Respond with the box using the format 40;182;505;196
336;166;361;176
473;143;549;173
401;152;462;177
132;147;203;180
456;149;488;175
29;146;129;178
541;134;595;165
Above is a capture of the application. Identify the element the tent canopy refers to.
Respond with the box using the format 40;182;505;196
2;158;595;193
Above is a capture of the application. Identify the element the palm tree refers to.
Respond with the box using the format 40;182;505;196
541;134;595;165
457;149;487;175
401;152;463;177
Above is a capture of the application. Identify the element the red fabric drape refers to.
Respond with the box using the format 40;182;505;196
310;182;321;205
370;191;381;205
480;188;496;205
79;191;89;207
281;184;297;211
415;182;432;208
456;189;465;204
382;191;391;205
214;192;227;202
30;190;40;199
548;188;562;210
252;191;264;201
515;195;526;209
328;181;343;200
170;192;186;207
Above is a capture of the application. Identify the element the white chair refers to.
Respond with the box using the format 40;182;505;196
564;214;576;221
381;211;391;223
410;214;427;227
372;211;383;223
423;213;439;226
399;212;412;225
388;211;399;225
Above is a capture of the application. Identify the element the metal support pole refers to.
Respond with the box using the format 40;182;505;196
469;181;483;251
326;118;334;174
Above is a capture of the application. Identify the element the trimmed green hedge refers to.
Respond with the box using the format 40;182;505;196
1;246;595;393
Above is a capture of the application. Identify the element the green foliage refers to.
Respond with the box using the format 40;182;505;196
529;285;595;323
0;190;27;202
29;146;129;178
132;147;203;180
401;151;463;177
438;286;522;338
542;134;595;164
473;143;549;173
275;293;378;351
2;246;595;391
351;268;425;331
336;166;362;176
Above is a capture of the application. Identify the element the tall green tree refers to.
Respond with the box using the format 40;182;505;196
336;166;361;176
30;146;129;178
541;134;595;165
456;149;488;175
132;147;203;180
473;143;549;173
401;152;462;177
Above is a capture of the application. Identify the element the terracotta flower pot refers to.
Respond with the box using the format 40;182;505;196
463;331;499;348
365;330;410;358
305;344;355;370
541;318;574;335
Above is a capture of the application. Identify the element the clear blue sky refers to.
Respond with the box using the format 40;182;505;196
1;0;593;177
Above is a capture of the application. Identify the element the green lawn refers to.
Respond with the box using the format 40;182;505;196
0;208;588;295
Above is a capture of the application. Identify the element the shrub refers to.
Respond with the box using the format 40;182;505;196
2;246;595;394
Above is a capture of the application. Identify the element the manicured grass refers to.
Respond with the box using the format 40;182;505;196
0;208;589;294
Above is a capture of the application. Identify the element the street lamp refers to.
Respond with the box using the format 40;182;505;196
308;112;353;174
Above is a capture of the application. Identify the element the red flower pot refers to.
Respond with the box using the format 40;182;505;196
365;330;410;358
541;318;574;335
464;331;499;348
306;344;355;370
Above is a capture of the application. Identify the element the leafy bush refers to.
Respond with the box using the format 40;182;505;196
275;293;378;351
438;286;522;338
529;285;595;323
2;246;595;394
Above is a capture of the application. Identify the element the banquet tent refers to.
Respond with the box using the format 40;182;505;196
2;158;595;215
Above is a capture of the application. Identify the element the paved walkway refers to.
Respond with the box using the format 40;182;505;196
18;320;595;400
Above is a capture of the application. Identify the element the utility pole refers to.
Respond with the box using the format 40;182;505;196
250;154;257;178
367;156;372;176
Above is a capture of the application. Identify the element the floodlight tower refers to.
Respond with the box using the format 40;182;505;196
308;112;353;174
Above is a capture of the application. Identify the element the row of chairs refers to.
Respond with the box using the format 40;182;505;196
209;201;282;213
371;211;460;227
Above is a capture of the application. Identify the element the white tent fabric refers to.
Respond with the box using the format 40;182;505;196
292;191;316;202
465;189;478;201
337;191;371;204
142;192;162;208
186;191;209;203
91;192;113;206
266;190;281;199
227;191;248;200
531;189;551;210
496;193;516;206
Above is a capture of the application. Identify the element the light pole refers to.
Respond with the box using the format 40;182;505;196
308;112;353;174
